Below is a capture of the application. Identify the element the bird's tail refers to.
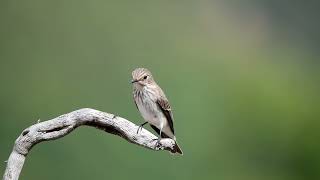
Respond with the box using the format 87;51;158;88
173;141;183;155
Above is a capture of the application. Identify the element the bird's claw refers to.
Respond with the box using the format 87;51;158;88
136;122;148;134
136;126;143;134
151;138;161;147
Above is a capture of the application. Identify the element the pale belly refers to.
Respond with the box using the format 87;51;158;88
136;97;174;139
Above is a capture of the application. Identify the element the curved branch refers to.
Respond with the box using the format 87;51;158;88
2;108;177;180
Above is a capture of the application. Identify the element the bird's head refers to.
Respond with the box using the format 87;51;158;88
131;68;155;88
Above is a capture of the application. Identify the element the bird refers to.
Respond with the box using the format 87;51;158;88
131;67;183;155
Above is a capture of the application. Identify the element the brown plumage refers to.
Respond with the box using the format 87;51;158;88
131;68;183;155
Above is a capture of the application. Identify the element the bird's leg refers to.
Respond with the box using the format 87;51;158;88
137;122;148;134
156;121;164;146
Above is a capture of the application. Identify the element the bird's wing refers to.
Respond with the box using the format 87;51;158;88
150;124;170;138
156;97;175;135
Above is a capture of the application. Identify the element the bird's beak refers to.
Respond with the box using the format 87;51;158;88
131;79;138;84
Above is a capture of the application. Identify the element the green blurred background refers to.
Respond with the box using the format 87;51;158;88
1;0;319;180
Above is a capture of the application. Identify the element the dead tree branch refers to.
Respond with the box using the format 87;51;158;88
2;108;176;180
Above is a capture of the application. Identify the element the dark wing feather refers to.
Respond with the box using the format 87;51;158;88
156;98;175;135
150;125;170;138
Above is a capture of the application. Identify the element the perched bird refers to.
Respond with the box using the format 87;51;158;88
131;68;183;155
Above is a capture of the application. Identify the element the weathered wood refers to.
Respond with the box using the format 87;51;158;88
2;108;176;180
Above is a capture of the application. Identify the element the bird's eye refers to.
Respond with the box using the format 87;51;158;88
143;75;148;79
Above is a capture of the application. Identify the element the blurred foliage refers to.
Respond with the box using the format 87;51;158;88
0;0;319;180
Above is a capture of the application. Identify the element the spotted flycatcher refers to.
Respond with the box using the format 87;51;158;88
131;68;183;155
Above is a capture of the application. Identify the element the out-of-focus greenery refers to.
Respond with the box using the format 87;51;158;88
1;1;319;180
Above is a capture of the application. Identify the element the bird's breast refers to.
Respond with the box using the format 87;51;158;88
135;90;163;126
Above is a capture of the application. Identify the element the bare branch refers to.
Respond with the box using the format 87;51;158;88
2;108;177;180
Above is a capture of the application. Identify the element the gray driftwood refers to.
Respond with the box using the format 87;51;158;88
2;108;176;180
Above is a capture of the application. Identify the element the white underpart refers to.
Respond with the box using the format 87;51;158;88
136;86;175;139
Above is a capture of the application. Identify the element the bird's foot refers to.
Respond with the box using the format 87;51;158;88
136;126;143;134
151;138;161;147
136;122;148;134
